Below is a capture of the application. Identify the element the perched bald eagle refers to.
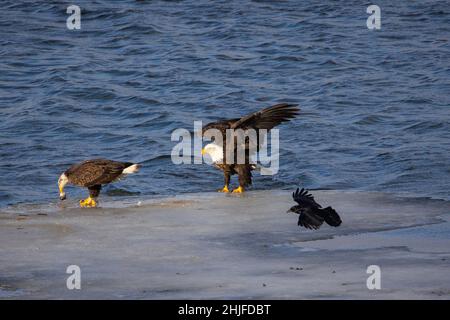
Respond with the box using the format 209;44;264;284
201;103;299;193
58;159;140;207
287;188;342;229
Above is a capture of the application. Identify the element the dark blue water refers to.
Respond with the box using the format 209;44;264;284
0;0;449;207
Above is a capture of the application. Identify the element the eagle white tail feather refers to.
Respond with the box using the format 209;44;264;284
122;164;140;174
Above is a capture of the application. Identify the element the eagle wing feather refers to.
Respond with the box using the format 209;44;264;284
66;159;129;187
230;103;299;130
202;103;299;163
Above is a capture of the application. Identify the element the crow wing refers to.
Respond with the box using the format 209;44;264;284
297;208;325;230
320;206;342;227
292;188;322;209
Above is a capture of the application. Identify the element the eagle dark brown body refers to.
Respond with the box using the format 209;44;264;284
58;159;140;207
202;103;299;193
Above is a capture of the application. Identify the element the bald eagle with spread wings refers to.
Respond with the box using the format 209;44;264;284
287;188;342;229
201;103;299;193
58;159;140;207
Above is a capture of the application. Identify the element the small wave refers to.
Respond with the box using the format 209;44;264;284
353;114;390;125
319;59;338;65
142;155;173;165
273;55;306;62
403;121;445;133
116;24;162;35
401;97;434;105
215;53;256;61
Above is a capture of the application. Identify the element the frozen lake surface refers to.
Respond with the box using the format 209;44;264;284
0;190;449;299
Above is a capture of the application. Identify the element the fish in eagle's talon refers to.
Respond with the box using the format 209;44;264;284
218;186;230;193
232;186;244;193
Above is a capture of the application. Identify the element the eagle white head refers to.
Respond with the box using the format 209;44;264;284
58;173;69;200
201;143;223;163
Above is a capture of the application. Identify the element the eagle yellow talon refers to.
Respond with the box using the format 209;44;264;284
79;197;97;208
232;186;244;193
218;186;229;193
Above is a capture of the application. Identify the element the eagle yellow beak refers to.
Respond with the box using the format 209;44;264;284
201;148;206;155
59;186;66;200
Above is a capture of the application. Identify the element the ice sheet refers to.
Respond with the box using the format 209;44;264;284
0;190;449;299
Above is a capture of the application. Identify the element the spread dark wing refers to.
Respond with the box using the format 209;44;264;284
292;188;322;208
202;119;239;139
321;207;342;227
202;103;298;161
203;119;239;131
232;103;299;157
297;208;325;230
66;159;128;187
230;103;299;130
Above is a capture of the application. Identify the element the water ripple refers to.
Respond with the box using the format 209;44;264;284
0;0;449;207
